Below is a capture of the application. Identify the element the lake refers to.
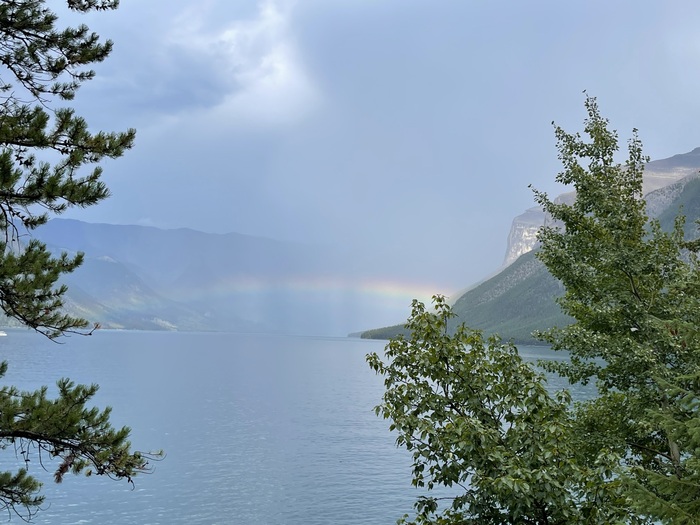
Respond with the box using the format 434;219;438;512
0;330;584;524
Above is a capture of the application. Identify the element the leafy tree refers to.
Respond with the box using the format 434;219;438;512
370;97;700;524
367;296;641;525
0;0;160;519
532;95;700;523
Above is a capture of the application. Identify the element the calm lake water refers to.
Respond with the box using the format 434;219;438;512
0;330;584;524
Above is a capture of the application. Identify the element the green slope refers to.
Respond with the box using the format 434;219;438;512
362;175;700;343
362;164;700;344
657;176;700;235
361;250;570;343
448;250;570;342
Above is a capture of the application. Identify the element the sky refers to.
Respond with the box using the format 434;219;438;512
60;0;700;295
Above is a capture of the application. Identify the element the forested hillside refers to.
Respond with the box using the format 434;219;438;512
362;168;700;342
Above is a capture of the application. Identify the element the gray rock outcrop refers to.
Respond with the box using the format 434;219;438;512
502;148;700;267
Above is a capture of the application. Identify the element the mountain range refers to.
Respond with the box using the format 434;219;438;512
0;220;414;336
361;147;700;342
4;148;699;340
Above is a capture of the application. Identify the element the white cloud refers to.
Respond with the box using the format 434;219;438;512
163;0;320;128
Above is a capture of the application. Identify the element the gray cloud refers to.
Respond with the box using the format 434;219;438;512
65;0;700;294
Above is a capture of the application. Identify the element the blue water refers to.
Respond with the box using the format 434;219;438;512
0;330;584;524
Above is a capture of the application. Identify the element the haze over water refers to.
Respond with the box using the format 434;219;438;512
0;330;582;524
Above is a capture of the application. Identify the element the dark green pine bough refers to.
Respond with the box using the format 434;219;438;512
0;0;161;520
369;96;700;524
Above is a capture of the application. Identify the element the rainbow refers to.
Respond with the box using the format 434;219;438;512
79;273;456;334
166;275;451;306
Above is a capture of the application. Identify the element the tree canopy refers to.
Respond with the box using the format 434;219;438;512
0;0;135;339
369;96;700;524
533;95;700;523
0;0;159;519
367;296;637;524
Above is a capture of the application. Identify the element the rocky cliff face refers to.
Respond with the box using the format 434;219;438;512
502;148;700;267
503;207;544;267
645;172;700;218
502;192;574;267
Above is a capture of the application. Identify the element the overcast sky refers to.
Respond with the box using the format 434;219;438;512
60;0;700;294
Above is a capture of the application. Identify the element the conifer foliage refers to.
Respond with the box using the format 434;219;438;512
0;1;158;519
0;0;135;338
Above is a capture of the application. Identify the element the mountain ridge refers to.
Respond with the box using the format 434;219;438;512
362;147;700;342
3;219;411;336
502;148;700;268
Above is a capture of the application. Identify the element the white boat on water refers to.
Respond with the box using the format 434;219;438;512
0;331;7;337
